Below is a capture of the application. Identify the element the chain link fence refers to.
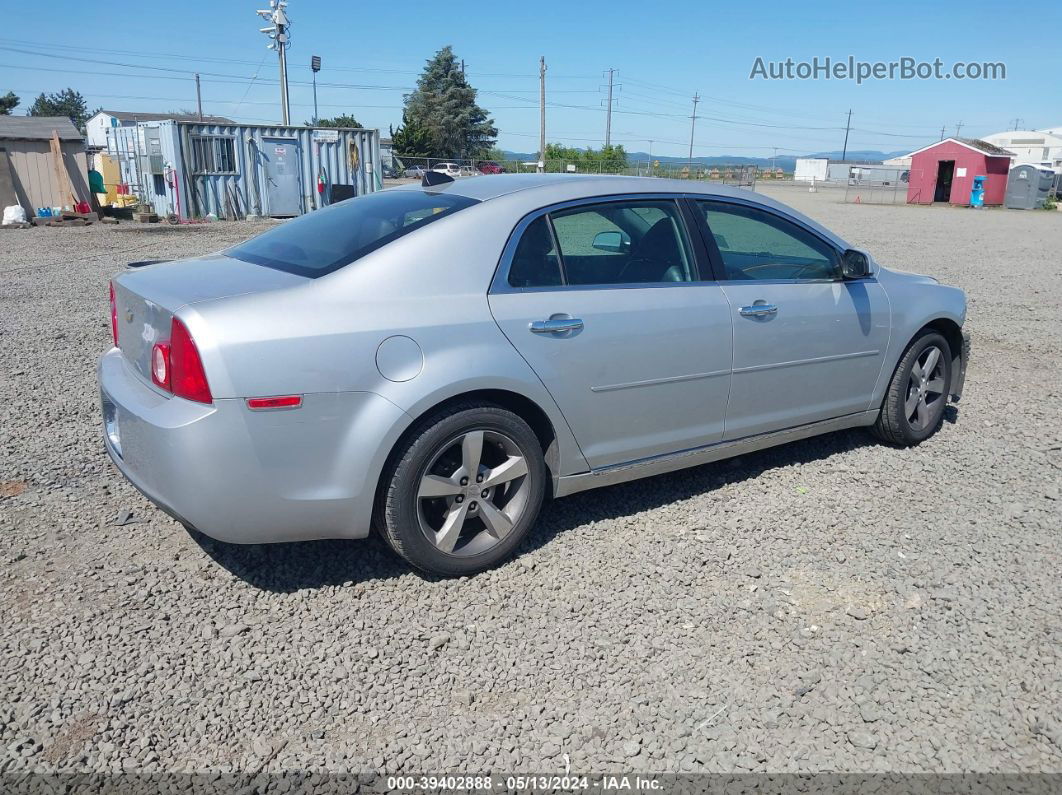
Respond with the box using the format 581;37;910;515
843;169;919;204
390;156;781;186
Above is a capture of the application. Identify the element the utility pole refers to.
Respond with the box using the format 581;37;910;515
841;108;852;161
603;68;615;148
257;1;291;125
461;59;465;74
1010;117;1023;131
687;92;699;172
538;56;546;174
772;146;778;172
648;139;653;176
310;55;321;125
939;125;946;140
194;73;203;121
955;120;964;137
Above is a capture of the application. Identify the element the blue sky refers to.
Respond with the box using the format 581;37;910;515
4;0;1059;158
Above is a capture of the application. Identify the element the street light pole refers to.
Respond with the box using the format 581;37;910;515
311;55;321;125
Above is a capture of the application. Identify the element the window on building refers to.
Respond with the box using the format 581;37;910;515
190;136;238;174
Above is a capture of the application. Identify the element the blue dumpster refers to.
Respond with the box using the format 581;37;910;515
970;175;986;208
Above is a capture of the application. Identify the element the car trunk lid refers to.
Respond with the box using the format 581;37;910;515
112;254;305;385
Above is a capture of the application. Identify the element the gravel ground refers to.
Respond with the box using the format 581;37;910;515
1;190;1060;784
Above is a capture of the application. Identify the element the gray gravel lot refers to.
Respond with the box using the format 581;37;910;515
1;188;1060;781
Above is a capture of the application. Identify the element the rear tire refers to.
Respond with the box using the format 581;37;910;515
377;402;546;577
873;330;952;446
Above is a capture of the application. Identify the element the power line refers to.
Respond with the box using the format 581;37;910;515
0;37;599;79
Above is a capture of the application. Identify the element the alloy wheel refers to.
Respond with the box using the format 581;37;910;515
905;345;946;431
415;429;532;557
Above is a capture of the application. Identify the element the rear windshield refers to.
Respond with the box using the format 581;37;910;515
227;190;478;277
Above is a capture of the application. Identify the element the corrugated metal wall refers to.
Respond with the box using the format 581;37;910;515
105;121;380;219
1;140;89;214
174;122;379;219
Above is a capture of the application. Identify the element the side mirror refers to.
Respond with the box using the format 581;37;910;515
592;230;630;253
841;248;872;279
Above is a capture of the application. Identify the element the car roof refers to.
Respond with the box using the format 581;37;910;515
387;174;849;248
392;173;759;203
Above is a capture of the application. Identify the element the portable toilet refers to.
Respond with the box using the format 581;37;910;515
970;176;986;208
1004;164;1054;209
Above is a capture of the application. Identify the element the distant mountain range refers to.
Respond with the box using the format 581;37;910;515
500;149;911;168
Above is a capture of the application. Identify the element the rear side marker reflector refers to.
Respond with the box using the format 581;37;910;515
246;395;303;410
109;282;119;347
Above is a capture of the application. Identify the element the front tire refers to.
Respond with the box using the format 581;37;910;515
873;330;952;446
377;403;546;576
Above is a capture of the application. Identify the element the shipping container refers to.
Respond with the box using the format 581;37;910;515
106;120;380;219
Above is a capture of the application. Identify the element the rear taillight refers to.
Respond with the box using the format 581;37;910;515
109;283;119;347
169;317;212;403
151;318;212;403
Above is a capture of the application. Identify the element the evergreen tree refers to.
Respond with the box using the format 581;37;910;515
390;111;433;158
0;91;19;115
28;88;95;129
544;142;628;173
308;114;363;128
404;46;497;159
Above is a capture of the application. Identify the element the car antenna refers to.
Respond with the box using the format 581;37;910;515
422;170;454;188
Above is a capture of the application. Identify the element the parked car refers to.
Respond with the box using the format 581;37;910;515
382;163;398;179
99;174;968;576
403;165;428;179
432;162;462;177
477;161;505;174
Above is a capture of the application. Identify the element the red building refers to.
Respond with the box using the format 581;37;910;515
905;138;1013;205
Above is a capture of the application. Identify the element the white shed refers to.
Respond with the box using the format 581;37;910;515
794;158;828;182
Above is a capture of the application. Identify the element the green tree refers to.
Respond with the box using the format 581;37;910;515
0;91;19;115
307;114;363;128
389;111;433;158
28;88;94;129
544;142;628;173
404;46;497;158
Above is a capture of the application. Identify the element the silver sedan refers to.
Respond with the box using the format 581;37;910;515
99;174;968;576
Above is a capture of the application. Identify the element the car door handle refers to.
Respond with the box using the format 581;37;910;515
530;318;584;334
739;303;778;317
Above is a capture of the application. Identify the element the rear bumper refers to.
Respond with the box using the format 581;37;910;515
98;348;409;543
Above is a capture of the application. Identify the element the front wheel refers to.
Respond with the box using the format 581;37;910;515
873;330;952;446
377;403;547;576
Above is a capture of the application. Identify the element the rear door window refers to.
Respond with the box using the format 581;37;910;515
228;190;478;277
507;199;693;288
